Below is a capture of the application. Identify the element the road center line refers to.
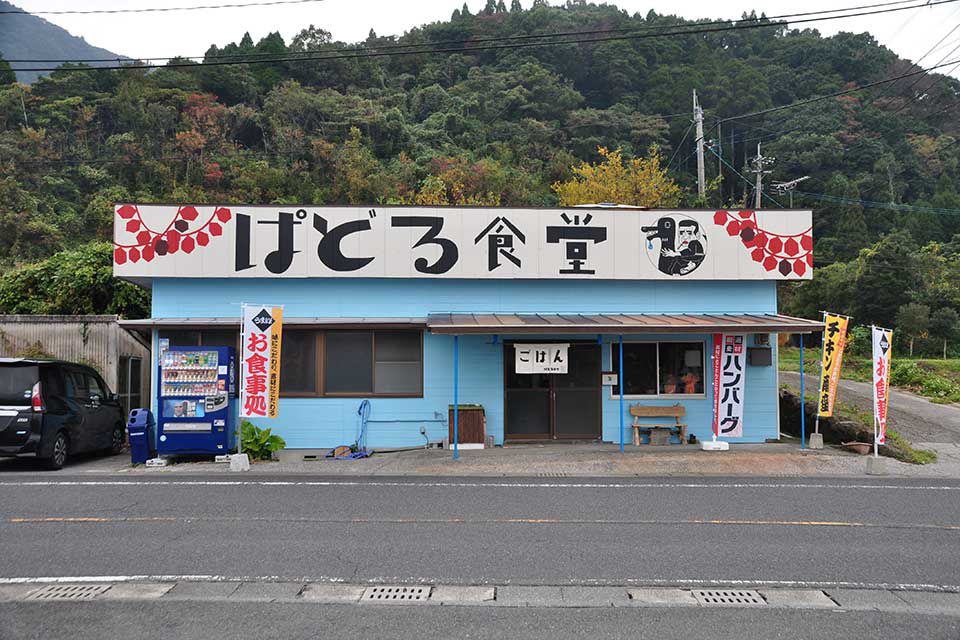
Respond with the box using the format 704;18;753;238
6;515;960;531
1;480;960;491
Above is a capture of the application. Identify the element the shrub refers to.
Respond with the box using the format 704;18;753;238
890;361;926;387
240;420;286;461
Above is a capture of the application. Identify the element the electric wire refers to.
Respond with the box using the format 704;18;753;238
9;0;960;72
706;145;785;208
2;0;927;59
0;0;326;15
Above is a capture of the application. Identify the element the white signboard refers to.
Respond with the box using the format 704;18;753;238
515;344;569;374
872;326;893;445
713;333;746;438
240;304;283;419
113;205;813;280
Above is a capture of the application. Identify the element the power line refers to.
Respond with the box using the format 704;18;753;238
666;121;695;170
10;0;960;72
889;36;960;115
702;55;960;143
3;0;926;62
0;0;326;15
794;190;960;215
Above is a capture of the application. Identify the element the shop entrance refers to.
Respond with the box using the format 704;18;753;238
504;342;601;440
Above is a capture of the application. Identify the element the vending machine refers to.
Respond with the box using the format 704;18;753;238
157;346;236;455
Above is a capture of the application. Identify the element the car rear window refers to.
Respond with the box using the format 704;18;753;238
0;364;39;406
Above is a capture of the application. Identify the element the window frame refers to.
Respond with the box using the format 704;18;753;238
280;329;424;399
609;339;707;400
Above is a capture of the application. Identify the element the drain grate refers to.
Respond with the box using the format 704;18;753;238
693;589;766;607
361;586;431;604
27;584;111;601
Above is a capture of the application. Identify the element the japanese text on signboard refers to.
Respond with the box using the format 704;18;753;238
114;206;814;281
818;313;849;418
713;334;746;438
872;326;892;445
240;305;283;419
515;344;569;374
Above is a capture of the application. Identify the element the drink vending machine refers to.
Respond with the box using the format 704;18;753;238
157;346;236;455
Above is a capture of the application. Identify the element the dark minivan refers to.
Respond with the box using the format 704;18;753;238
0;358;126;469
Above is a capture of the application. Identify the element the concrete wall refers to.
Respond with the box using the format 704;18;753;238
0;315;150;404
150;278;781;447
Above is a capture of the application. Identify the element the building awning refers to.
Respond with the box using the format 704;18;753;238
118;317;427;335
120;313;823;336
427;313;824;334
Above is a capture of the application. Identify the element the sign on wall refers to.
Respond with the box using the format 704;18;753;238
713;333;746;438
515;344;569;374
240;304;283;419
818;313;849;418
113;205;813;281
871;326;893;445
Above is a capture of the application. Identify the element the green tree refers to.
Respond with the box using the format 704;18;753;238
510;0;522;10
853;231;920;328
0;243;149;318
929;307;960;359
0;52;15;85
895;302;930;357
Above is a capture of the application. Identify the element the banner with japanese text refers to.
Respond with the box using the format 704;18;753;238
713;333;746;438
872;326;893;445
817;313;849;418
240;304;283;419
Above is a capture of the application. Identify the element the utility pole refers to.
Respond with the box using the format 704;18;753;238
749;142;775;209
716;121;722;187
693;89;705;198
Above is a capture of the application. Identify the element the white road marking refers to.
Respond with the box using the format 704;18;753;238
0;479;959;491
0;574;958;593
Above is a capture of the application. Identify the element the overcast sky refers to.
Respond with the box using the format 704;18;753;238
11;0;960;79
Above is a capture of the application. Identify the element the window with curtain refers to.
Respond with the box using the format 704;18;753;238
278;329;423;397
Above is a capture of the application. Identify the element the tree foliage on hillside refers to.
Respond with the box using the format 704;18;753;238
0;2;959;324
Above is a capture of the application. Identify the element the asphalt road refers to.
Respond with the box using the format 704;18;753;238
781;370;960;444
1;474;959;588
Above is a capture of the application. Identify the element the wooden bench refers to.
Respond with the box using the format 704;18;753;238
629;403;688;446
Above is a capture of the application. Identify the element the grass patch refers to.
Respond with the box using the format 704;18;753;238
781;384;938;465
885;430;938;465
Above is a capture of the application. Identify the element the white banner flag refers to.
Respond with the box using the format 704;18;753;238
515;344;569;374
240;304;283;419
872;326;893;445
713;333;746;438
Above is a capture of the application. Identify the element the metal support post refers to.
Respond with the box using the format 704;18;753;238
619;335;625;452
453;335;459;461
799;335;806;450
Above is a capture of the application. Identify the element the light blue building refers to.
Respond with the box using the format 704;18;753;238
115;205;822;451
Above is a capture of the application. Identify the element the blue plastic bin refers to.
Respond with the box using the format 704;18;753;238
127;408;155;464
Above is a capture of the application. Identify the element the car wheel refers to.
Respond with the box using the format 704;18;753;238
109;425;125;455
45;432;68;470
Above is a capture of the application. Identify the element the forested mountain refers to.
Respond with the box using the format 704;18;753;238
0;1;125;84
1;1;959;351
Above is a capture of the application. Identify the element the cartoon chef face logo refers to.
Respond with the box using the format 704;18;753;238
641;215;707;276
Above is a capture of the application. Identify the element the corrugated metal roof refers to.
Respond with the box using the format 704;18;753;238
121;313;823;334
427;313;823;334
119;317;427;330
